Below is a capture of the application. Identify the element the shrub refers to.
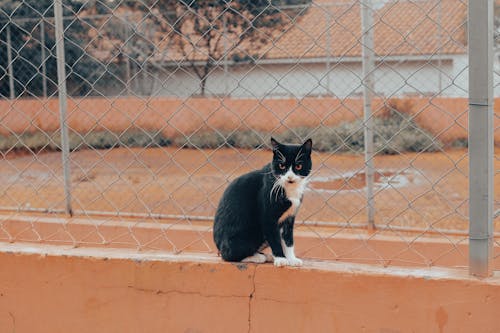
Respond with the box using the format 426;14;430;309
227;130;267;149
0;131;55;152
166;107;441;154
373;104;442;154
450;137;468;148
174;129;268;150
278;124;364;153
0;129;171;153
0;105;442;155
174;130;227;149
273;103;441;154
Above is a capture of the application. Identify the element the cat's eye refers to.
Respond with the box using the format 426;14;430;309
295;164;303;171
278;163;286;170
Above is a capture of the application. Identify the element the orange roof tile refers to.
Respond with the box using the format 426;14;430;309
262;0;467;60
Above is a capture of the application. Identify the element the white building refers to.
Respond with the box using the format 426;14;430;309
130;0;469;99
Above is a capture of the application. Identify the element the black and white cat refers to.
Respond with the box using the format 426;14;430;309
213;137;312;267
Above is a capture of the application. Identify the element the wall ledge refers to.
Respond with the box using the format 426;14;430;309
1;241;498;283
2;241;500;332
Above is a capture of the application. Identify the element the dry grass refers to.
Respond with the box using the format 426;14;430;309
0;106;443;155
0;129;171;154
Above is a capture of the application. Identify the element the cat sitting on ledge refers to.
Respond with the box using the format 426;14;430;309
213;137;312;267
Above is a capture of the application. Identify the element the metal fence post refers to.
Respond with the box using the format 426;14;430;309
361;0;375;229
41;19;47;98
222;11;229;96
325;5;331;94
468;0;494;277
124;25;131;96
54;0;73;216
437;1;443;94
6;23;15;99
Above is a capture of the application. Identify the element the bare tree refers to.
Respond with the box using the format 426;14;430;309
127;0;311;96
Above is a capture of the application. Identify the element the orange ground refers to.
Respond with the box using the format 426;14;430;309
1;146;500;268
0;146;498;232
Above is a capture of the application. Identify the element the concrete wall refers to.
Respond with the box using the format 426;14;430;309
1;242;499;333
145;57;468;98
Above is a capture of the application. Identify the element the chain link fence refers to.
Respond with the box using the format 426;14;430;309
0;0;497;272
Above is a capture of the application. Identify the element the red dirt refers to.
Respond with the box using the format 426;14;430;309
2;146;500;268
0;146;497;234
309;170;398;191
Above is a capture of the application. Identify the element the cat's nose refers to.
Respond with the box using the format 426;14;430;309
286;175;295;183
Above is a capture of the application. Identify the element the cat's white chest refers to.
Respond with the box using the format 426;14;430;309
278;181;306;223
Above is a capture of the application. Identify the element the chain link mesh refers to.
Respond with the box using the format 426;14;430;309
0;0;497;268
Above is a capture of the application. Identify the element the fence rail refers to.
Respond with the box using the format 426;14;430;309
0;0;497;275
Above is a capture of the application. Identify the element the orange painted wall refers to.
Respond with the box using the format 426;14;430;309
1;243;499;333
1;96;498;144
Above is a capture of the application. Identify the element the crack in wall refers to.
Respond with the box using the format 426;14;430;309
248;265;257;333
128;286;249;299
128;263;259;332
9;312;15;333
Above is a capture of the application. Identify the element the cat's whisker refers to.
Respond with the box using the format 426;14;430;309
269;181;277;202
276;178;285;202
295;149;304;163
271;182;279;202
270;178;284;203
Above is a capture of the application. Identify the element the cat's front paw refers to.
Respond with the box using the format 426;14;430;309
273;257;289;267
287;257;303;267
263;252;274;263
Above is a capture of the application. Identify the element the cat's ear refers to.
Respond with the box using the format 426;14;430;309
301;138;312;154
270;137;280;151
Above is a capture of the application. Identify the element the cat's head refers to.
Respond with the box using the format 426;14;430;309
270;137;312;183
